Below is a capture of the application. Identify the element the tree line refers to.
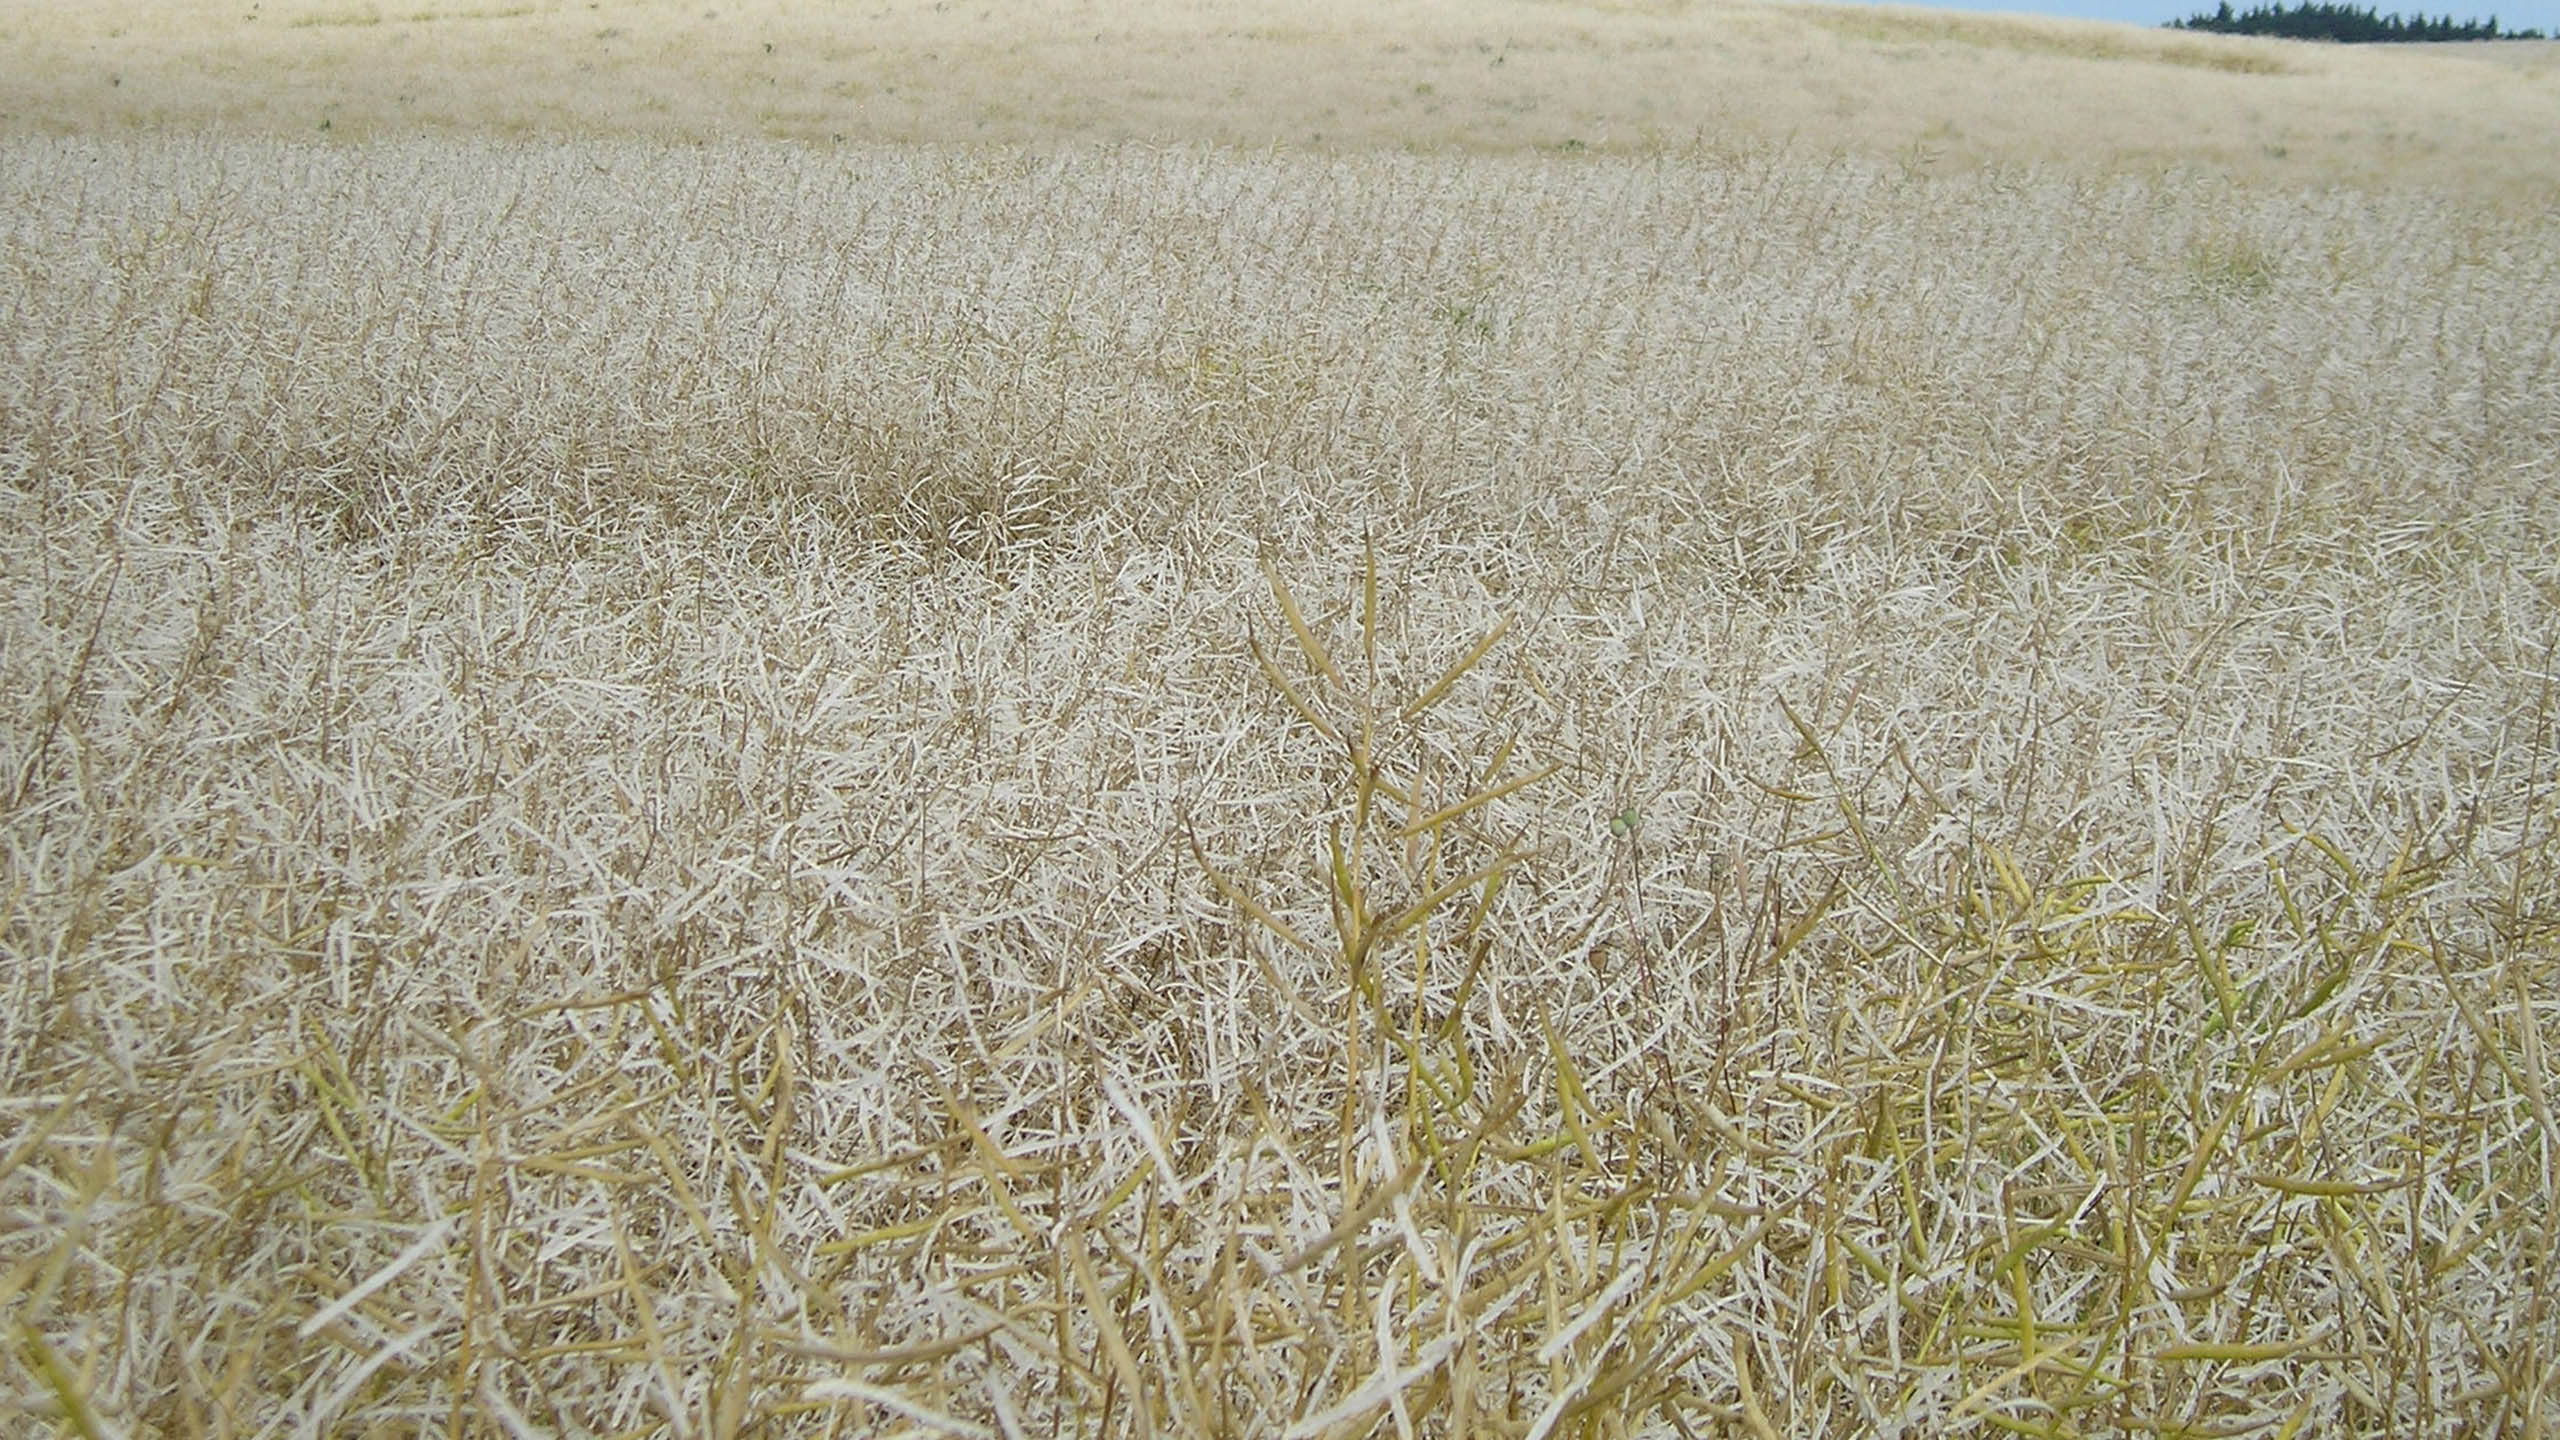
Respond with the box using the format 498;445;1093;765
2167;1;2547;39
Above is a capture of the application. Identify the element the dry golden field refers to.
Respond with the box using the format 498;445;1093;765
4;3;2559;1438
7;0;2560;198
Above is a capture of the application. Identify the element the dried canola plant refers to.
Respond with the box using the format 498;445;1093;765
13;0;2560;202
2;137;2557;1436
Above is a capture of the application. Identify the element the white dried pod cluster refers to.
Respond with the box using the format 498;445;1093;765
1;136;2554;1437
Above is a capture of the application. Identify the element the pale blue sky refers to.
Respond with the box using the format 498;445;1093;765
1848;0;2560;35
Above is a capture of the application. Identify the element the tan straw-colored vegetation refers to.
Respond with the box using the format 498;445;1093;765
3;5;2557;1436
9;0;2560;199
